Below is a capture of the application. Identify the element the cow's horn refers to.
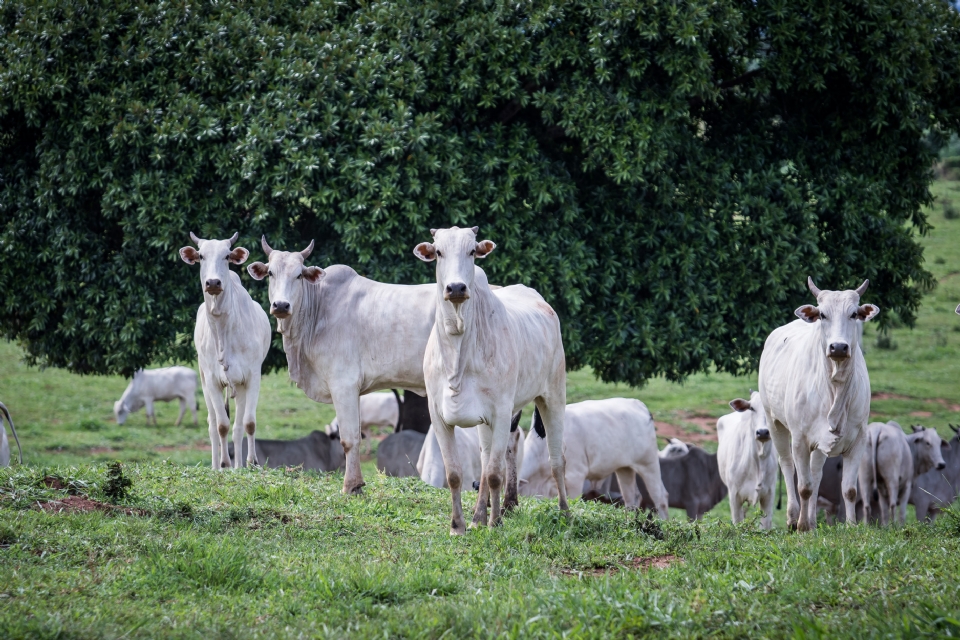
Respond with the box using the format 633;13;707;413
261;235;273;257
807;276;822;298
855;279;869;296
950;424;959;434
300;239;315;259
189;231;202;245
471;226;479;235
228;231;239;246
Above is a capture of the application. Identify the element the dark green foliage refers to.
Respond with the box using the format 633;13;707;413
103;460;132;503
1;0;959;384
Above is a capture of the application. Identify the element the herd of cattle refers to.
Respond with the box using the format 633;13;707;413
2;226;959;532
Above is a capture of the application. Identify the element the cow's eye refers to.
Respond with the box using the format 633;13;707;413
820;313;828;321
850;312;858;319
268;271;273;277
436;250;443;258
470;249;475;256
297;274;302;280
197;254;204;260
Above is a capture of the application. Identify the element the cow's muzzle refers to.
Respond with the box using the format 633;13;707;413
828;342;850;360
204;279;223;295
937;462;946;470
444;282;469;303
271;300;291;318
756;428;771;442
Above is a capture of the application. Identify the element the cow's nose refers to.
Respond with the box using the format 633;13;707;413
756;428;770;441
828;342;850;358
937;462;946;470
445;282;468;300
205;278;222;291
271;301;291;316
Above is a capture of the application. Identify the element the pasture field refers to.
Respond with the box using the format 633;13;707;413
1;179;960;636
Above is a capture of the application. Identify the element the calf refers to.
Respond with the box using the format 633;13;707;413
911;425;960;521
415;226;568;533
637;445;727;520
228;431;344;471
326;391;401;439
113;366;198;427
717;392;778;529
519;398;669;518
0;401;22;467
180;232;272;469
377;430;425;478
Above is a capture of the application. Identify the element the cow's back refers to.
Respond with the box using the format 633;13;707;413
231;431;343;471
565;398;657;478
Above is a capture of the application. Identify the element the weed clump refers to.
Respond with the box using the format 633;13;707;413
943;199;958;220
77;419;105;431
103;461;132;503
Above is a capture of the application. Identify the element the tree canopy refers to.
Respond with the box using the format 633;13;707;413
1;0;959;383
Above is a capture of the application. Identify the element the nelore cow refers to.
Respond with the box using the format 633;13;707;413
759;277;879;530
228;431;344;471
180;233;271;470
859;422;947;525
0;401;22;467
519;398;669;518
911;424;960;521
638;445;726;519
247;237;435;495
415;226;568;533
717;392;778;529
377;430;425;478
114;366;198;427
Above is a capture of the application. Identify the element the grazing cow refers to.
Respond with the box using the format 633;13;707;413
113;366;199;427
637;445;727;519
418;413;525;497
519;398;669;518
759;277;879;530
377;430;426;477
0;401;22;467
414;226;568;533
717;392;778;529
326;391;401;439
859;422;948;525
180;233;272;470
247;238;437;495
911;424;960;521
660;438;690;459
228;431;345;471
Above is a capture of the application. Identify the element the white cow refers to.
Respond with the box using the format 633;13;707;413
0;401;23;467
759;277;879;530
414;226;569;533
113;366;198;426
418;420;525;492
518;398;669;518
325;391;401;438
660;438;690;459
180;233;271;470
247;237;436;495
716;392;778;529
859;422;947;525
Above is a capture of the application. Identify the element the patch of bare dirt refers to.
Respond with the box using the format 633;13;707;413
89;447;116;454
560;555;684;578
42;476;65;490
871;392;960;412
38;495;145;516
910;411;934;418
655;418;718;444
154;443;211;452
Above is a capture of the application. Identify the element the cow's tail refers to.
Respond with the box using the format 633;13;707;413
871;428;880;494
510;410;523;433
391;389;403;432
533;407;545;439
223;389;231;421
776;465;782;510
0;401;23;465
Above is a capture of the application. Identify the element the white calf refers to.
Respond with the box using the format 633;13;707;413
717;392;778;529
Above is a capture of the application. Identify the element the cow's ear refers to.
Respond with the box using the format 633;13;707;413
956;303;960;316
247;262;269;280
302;266;324;283
180;246;201;265
795;305;820;323
942;438;951;449
228;247;249;265
857;304;879;322
414;242;437;262
729;398;752;412
475;239;496;259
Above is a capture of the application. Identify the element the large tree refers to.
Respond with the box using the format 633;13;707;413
1;0;958;383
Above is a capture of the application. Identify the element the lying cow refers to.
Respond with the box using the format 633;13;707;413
113;366;199;427
228;431;345;471
759;277;878;530
717;392;778;529
859;422;947;525
911;424;960;521
519;398;669;518
637;445;727;520
377;430;425;477
0;401;22;467
326;391;401;439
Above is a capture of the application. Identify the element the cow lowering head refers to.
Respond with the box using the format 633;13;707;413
179;232;250;298
729;391;773;459
795;277;879;361
246;236;323;319
413;226;495;306
908;425;949;474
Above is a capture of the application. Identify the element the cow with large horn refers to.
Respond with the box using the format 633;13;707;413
759;276;879;530
180;232;271;470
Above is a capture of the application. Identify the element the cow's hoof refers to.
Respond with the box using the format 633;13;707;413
343;482;366;496
220;462;230;469
503;500;518;513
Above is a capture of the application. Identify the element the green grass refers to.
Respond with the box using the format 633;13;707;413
3;181;960;636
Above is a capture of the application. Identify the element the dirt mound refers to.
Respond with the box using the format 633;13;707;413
38;495;144;516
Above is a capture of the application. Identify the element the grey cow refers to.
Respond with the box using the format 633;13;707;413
377;430;426;477
228;431;345;471
637;445;727;520
910;424;960;522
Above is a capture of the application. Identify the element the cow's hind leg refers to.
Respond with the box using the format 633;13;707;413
176;398;187;427
484;416;510;527
632;458;668;519
535;396;568;513
770;419;800;529
471;423;493;528
502;428;521;513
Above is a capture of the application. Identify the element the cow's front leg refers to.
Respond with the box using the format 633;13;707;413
202;378;231;470
841;432;867;525
230;390;248;469
433;414;466;535
175;398;187;427
331;390;365;494
242;375;262;467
